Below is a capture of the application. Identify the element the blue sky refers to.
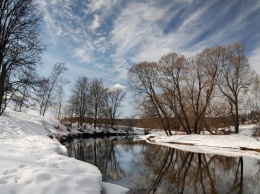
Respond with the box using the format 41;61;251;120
37;0;260;117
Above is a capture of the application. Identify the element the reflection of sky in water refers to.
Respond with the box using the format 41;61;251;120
111;142;146;188
66;138;260;194
243;157;259;176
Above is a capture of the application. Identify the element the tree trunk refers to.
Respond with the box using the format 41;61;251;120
94;106;97;128
0;64;7;114
235;101;239;133
111;117;114;126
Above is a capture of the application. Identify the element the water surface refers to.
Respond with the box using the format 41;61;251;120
66;137;260;194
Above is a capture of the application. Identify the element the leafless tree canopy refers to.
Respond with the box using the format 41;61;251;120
65;76;126;128
0;0;44;114
38;62;67;116
128;43;257;135
105;87;126;126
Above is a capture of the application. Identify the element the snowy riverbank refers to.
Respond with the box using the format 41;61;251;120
2;110;260;193
143;125;260;160
0;110;128;194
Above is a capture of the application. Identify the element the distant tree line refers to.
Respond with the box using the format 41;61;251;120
64;76;126;128
128;43;259;135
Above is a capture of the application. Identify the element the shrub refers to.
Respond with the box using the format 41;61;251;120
252;123;260;137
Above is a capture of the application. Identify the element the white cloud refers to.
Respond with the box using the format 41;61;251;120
109;0;260;68
72;47;93;64
249;48;260;75
84;0;120;33
90;14;101;31
107;83;126;90
85;0;120;14
105;84;126;93
113;83;126;89
178;7;204;31
110;2;168;63
111;2;166;50
38;0;260;92
110;1;209;64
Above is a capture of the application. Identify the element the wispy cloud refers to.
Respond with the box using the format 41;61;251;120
72;47;93;64
249;48;260;73
37;0;260;116
90;14;101;31
110;1;210;63
38;0;260;86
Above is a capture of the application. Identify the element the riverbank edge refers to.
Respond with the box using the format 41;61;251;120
0;110;130;194
142;133;260;160
54;131;141;144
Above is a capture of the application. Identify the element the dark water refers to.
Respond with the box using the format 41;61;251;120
65;137;260;194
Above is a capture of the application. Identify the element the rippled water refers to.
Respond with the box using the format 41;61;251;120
66;137;260;194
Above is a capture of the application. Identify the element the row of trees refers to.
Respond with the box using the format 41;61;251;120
65;76;126;128
0;0;126;124
10;62;67;117
128;43;258;135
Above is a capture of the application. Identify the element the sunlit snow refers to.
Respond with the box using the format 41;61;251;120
0;110;128;194
143;126;260;160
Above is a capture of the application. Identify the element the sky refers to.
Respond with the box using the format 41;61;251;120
37;0;260;117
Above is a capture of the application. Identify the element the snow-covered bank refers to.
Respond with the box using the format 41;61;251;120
54;123;145;144
0;110;128;194
143;125;260;160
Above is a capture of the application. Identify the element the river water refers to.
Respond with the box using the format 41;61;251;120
65;137;260;194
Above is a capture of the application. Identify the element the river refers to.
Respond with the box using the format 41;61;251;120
65;137;260;194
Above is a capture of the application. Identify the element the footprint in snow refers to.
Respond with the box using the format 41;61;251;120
2;175;13;179
0;179;7;185
2;168;18;175
18;164;26;168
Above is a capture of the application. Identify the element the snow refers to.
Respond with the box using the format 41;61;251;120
0;110;128;194
142;125;260;160
2;108;260;193
101;182;129;194
54;123;142;140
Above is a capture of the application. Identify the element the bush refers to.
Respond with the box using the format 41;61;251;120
252;123;260;136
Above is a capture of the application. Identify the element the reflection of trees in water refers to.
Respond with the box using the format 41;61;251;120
136;144;258;194
66;138;125;181
66;139;260;194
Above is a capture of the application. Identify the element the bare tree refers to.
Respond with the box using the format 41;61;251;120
244;74;260;136
246;74;260;113
54;85;64;120
157;53;192;134
186;48;220;134
90;78;106;128
128;43;256;135
12;70;43;112
105;87;126;126
38;62;67;116
0;0;44;114
218;43;254;133
70;76;90;127
64;93;78;121
128;62;172;135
